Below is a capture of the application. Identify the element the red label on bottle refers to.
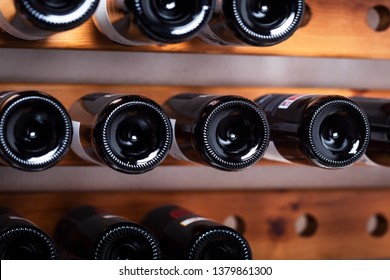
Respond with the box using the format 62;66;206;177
278;95;305;109
170;208;193;219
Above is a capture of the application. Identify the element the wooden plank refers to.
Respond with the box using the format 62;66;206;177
1;0;390;58
0;189;390;259
1;83;389;167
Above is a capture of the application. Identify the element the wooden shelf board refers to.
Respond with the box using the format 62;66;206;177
1;0;390;59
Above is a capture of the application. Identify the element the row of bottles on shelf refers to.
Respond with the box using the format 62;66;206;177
0;90;388;172
0;0;305;46
0;205;251;260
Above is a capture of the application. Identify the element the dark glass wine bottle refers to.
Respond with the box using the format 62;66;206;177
0;207;58;260
0;0;99;40
69;93;172;174
54;205;161;260
0;90;72;171
198;0;305;46
352;97;390;166
141;205;252;260
93;0;214;45
163;93;269;171
255;94;371;169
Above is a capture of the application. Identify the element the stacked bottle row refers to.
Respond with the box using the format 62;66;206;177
0;0;305;46
0;205;251;260
0;90;388;173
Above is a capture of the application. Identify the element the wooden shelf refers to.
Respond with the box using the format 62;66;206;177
1;78;389;256
1;0;390;259
1;82;389;167
1;189;390;259
1;0;390;59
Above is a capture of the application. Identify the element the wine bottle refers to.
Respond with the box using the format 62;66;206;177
93;0;214;45
255;94;371;169
0;90;72;171
141;205;252;260
0;207;58;260
69;93;172;174
0;0;99;40
352;97;390;166
54;205;161;260
198;0;305;46
163;93;270;171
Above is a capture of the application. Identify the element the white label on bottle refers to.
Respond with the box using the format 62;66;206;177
198;25;230;46
264;141;292;163
180;217;210;227
169;119;191;162
0;12;43;40
359;154;380;166
278;95;305;109
71;121;101;165
9;216;37;226
102;214;126;220
93;0;146;46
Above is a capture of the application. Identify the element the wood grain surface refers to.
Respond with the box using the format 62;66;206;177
1;0;390;261
1;0;390;58
0;189;389;259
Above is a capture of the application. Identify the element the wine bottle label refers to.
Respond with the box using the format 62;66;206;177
198;25;230;46
264;141;292;163
169;119;191;162
278;95;305;109
102;214;126;220
93;0;145;46
0;13;43;40
180;217;211;227
9;216;37;226
71;121;102;165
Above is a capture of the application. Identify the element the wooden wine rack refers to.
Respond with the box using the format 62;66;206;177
0;0;390;59
1;189;390;260
0;0;390;260
0;82;388;167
